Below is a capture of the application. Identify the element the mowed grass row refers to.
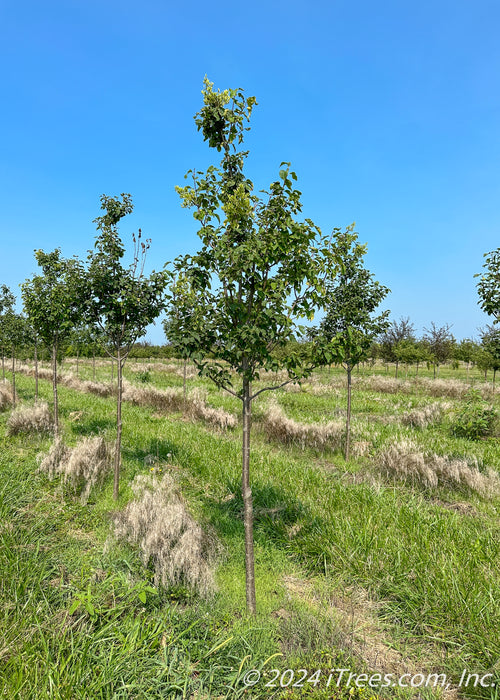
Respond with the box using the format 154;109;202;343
1;368;499;698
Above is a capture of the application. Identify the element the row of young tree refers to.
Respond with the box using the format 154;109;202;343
1;79;499;613
374;318;500;382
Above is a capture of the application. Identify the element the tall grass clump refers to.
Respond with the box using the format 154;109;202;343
7;402;52;436
378;438;500;497
112;472;218;597
417;377;497;400
0;382;13;411
262;398;344;450
38;436;112;503
122;379;185;412
356;375;412;395
189;389;237;430
122;380;236;430
401;402;443;429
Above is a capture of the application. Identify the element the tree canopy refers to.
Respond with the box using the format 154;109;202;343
476;248;500;323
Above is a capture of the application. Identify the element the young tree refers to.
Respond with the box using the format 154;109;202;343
480;325;500;385
86;193;167;501
454;338;479;383
393;338;428;378
423;322;455;378
379;317;415;377
163;273;201;411
22;250;84;434
316;227;389;460
0;285;16;382
476;248;500;323
168;79;338;614
4;309;29;408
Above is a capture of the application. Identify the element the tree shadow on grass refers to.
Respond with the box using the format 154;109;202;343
207;479;324;555
70;417;115;436
123;437;179;470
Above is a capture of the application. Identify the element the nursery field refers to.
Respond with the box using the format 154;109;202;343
0;359;499;700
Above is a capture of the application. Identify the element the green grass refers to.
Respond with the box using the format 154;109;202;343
0;360;499;699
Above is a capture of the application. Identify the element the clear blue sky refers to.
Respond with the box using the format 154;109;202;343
1;0;498;343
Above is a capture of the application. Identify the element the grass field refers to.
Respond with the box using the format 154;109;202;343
0;358;499;699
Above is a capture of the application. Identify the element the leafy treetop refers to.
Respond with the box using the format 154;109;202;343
317;225;390;369
171;79;338;397
476;248;500;323
86;194;167;355
21;249;84;350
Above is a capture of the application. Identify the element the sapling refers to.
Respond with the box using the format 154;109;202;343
22;250;85;434
167;79;338;613
315;227;389;460
86;194;167;500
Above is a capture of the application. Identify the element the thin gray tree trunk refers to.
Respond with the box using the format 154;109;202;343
93;351;96;381
34;338;38;402
345;366;352;461
113;350;123;501
242;371;256;615
11;351;16;409
52;343;59;436
183;358;187;412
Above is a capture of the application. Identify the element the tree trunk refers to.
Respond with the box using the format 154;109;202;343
93;351;96;381
76;350;79;378
395;360;398;379
2;351;4;382
466;361;470;383
345;366;352;461
34;338;38;402
183;358;187;413
111;357;114;382
11;351;16;409
113;350;123;501
52;343;59;436
242;373;256;615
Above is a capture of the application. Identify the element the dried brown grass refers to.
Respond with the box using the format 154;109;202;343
38;436;112;503
355;375;412;395
112;472;218;596
37;438;71;479
262;399;344;450
354;373;498;400
0;382;13;411
188;389;237;430
7;402;53;436
378;438;500;497
122;379;185;412
16;364;115;397
175;365;199;379
128;361;179;373
401;402;443;428
122;380;236;430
